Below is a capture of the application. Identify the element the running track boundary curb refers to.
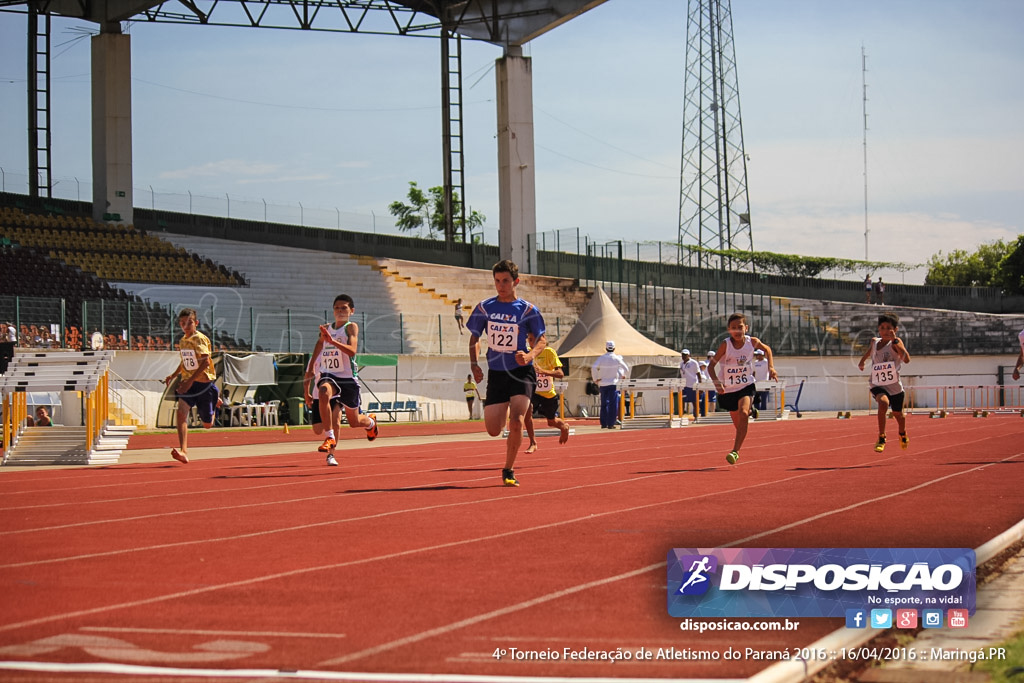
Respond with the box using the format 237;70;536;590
746;515;1024;683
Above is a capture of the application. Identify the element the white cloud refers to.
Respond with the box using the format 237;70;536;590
159;159;279;180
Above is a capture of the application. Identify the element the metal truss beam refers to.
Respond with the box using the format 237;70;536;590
678;0;752;270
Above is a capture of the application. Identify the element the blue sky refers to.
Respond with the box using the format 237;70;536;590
1;0;1022;282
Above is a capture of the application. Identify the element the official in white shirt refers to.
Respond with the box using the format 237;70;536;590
591;340;630;429
678;349;702;417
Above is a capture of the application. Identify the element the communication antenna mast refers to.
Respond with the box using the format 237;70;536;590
678;0;753;269
862;45;870;261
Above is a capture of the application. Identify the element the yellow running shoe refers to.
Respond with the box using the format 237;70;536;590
874;435;886;453
900;433;909;450
502;468;519;487
726;451;739;465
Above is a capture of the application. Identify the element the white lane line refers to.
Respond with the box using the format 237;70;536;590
81;626;346;639
0;659;742;683
316;450;1023;667
0;423;892;532
5;443;1013;636
0;435;875;565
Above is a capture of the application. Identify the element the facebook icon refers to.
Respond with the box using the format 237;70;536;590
846;609;867;629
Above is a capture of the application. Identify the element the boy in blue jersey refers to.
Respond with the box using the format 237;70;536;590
467;260;548;487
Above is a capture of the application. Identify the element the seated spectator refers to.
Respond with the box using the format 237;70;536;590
0;322;14;374
34;406;53;427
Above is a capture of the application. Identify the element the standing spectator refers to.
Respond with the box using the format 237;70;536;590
876;277;886;305
1013;326;1024;381
753;348;771;412
463;373;481;419
698;351;718;415
591;340;629;429
454;298;466;335
864;274;873;304
678;349;703;418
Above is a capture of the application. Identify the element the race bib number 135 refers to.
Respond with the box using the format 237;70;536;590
872;361;897;385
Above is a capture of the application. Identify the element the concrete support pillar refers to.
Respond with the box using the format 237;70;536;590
91;31;133;225
495;47;537;273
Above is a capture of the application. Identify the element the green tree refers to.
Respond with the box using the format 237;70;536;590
995;235;1024;295
388;181;485;242
924;238;1018;288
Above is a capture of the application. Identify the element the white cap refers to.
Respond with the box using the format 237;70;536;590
754;349;765;355
707;351;716;358
605;340;616;351
681;348;690;355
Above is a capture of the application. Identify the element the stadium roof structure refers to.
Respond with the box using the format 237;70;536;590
6;0;609;268
3;0;607;46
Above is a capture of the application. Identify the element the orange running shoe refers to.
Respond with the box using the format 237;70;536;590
366;414;379;441
318;437;336;453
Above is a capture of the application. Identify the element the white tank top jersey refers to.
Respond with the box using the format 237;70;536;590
868;337;903;393
718;335;755;394
314;323;355;381
1018;328;1024;356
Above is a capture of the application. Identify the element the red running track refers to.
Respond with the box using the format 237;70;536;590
0;415;1022;681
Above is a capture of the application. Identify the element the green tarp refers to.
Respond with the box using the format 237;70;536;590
356;354;399;367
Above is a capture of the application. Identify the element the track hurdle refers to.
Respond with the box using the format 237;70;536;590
907;384;1024;416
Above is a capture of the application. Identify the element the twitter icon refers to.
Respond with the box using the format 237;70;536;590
870;609;893;628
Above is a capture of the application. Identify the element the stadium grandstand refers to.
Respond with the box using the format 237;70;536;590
3;189;1024;430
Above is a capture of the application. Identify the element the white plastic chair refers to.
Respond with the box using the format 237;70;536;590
265;400;280;426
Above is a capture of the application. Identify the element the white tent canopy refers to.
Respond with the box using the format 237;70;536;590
556;288;680;364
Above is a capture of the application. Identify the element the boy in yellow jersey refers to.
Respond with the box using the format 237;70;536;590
523;333;570;452
162;308;220;464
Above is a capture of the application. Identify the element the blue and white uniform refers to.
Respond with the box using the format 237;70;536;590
466;297;546;371
467;296;546;405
